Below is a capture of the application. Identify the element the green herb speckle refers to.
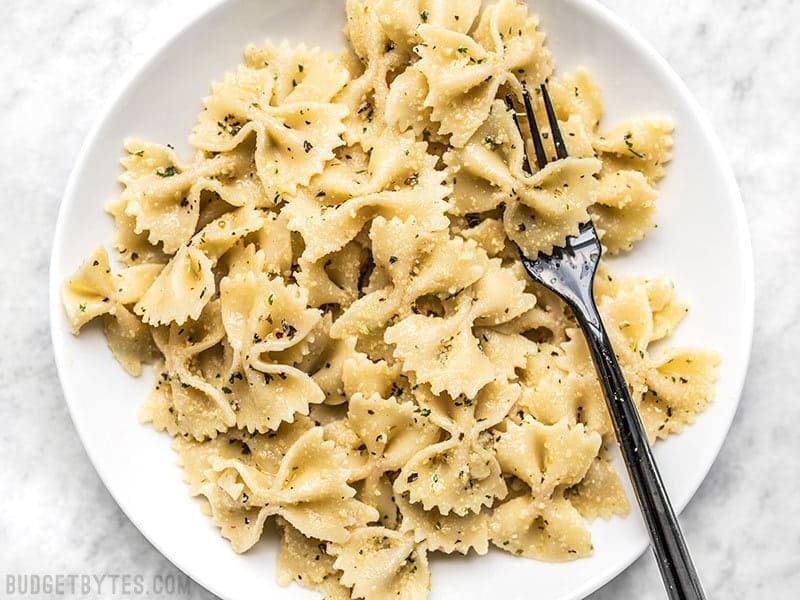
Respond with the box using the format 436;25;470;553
156;166;178;177
624;133;646;158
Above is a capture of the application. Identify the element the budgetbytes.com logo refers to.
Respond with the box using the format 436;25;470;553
4;573;194;597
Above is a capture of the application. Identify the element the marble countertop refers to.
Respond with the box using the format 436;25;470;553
0;1;796;598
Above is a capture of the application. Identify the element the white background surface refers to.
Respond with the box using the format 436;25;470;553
0;1;796;599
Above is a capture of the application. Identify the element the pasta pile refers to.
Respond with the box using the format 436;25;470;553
62;1;719;598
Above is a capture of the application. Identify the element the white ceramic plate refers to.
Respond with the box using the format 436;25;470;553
49;1;754;598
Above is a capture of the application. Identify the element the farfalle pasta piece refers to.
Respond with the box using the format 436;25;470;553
397;439;487;514
276;519;351;600
554;288;656;425
231;361;328;434
490;493;592;560
345;0;394;65
458;216;507;257
269;307;331;370
514;343;610;436
301;143;371;200
117;140;205;254
322;418;375;481
330;527;430;600
445;99;602;255
557;272;719;441
443;100;527;216
140;301;236;439
495;282;574;341
105;195;169;267
478;329;541;385
395;492;489;555
134;208;264;326
286;130;450;262
310;337;360;405
596;274;688;353
385;67;434;136
505;156;603;256
244;41;350;105
387;300;494;399
590;169;658;253
297;238;370;309
173;417;314;495
386;261;536;399
336;59;398;151
63;246;159;376
120;140;263;253
565;456;630;520
394;381;519;515
640;348;719;440
324;392;439;523
197;469;274;553
62;245;162;333
204;427;379;548
192;206;267;260
494;417;601;504
254;209;295;279
644;277;690;341
471;259;537;326
221;272;320;359
330;216;488;341
518;68;673;254
220;270;325;432
348;392;440;471
339;0;409;149
134;245;214;326
341;351;403;399
103;306;158;377
190;64;347;195
547;67;604;130
266;428;379;540
287;183;449;264
374;0;481;52
415;0;551;146
221;242;268;280
595;117;674;184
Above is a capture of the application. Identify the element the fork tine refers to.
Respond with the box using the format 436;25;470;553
540;83;569;160
521;83;548;171
505;94;532;174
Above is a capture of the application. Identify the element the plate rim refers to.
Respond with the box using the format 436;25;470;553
48;0;755;598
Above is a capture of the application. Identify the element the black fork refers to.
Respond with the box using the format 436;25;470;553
507;84;707;600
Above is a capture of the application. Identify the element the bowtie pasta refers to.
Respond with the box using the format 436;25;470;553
62;1;718;598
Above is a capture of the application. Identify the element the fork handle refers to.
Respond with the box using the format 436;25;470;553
573;300;707;600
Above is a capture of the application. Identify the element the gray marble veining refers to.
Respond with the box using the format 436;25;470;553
0;0;797;598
